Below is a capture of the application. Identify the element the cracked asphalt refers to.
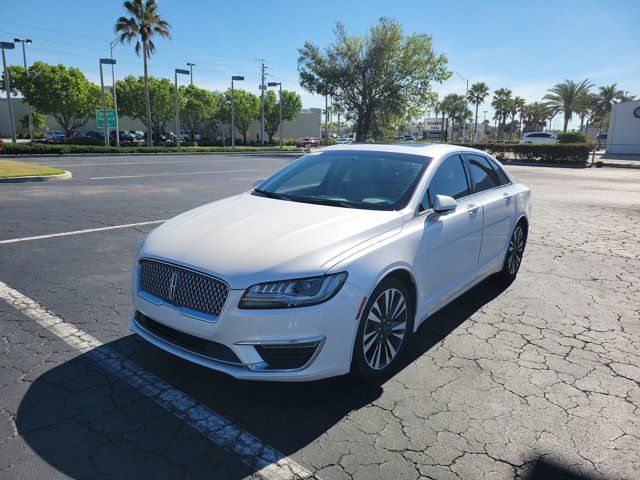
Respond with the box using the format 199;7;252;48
1;154;639;480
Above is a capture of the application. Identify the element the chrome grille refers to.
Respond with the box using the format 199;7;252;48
138;259;229;317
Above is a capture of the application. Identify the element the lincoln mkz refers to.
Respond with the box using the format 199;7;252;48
131;144;531;381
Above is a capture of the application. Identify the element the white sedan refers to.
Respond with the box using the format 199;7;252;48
519;132;557;144
131;144;531;381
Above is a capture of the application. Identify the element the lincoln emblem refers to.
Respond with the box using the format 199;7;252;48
168;271;179;301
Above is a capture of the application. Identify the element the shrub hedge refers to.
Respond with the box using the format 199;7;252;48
555;131;587;143
1;142;303;155
453;142;590;165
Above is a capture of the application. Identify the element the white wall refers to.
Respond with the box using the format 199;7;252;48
607;100;640;154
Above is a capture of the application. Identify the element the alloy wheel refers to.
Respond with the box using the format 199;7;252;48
507;225;525;275
362;288;408;370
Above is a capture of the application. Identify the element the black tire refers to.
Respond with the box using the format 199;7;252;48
351;277;414;380
497;220;528;281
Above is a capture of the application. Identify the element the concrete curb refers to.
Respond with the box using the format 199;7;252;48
0;170;72;183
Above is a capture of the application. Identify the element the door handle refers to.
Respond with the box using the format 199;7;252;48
503;192;513;203
466;204;480;215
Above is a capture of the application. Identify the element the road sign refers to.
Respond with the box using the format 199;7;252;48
96;109;117;128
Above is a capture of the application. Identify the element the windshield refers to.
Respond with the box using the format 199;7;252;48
254;150;431;210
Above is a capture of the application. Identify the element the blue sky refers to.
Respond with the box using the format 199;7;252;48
2;0;638;129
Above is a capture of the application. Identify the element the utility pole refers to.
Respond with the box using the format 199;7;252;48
109;39;120;146
454;71;469;142
325;94;329;146
268;82;282;149
1;42;16;143
187;62;196;85
14;38;33;141
482;110;487;141
174;68;189;148
258;59;266;146
98;59;110;146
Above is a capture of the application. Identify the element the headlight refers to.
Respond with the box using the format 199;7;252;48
238;272;348;309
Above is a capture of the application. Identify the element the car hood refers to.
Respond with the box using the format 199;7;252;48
140;193;404;288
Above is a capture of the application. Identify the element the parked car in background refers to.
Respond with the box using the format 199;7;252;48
110;130;135;142
44;131;66;142
131;143;531;381
86;130;105;139
520;132;557;144
132;130;145;140
295;137;320;148
69;131;90;139
180;130;201;141
403;135;416;141
596;133;607;150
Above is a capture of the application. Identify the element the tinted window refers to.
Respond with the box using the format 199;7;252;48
256;150;431;210
467;154;500;192
486;157;510;185
422;155;469;210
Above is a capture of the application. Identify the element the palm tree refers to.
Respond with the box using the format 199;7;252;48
543;79;593;132
509;96;525;140
522;102;551;132
115;0;171;146
467;82;489;141
491;88;512;140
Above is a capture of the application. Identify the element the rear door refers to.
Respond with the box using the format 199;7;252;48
463;153;517;275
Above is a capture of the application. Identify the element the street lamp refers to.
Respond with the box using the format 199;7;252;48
482;110;487;141
268;81;282;149
109;38;121;146
453;71;469;142
1;41;16;144
231;75;244;149
187;62;196;85
14;38;33;141
99;58;116;147
174;68;189;148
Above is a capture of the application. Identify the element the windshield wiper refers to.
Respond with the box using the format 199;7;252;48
253;188;290;200
289;195;356;209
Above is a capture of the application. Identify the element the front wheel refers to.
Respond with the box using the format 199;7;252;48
351;278;414;380
497;221;527;281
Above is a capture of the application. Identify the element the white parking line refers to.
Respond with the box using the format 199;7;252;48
90;168;272;180
0;280;316;480
0;220;167;245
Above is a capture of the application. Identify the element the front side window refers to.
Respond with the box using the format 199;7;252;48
255;150;431;210
421;154;469;210
466;154;501;192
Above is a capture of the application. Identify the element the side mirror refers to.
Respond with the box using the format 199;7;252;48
433;195;457;213
252;178;266;189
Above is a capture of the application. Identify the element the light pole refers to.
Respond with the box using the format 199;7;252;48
267;81;282;149
231;75;244;149
99;58;116;147
187;62;196;85
482;110;487;141
256;59;267;145
1;41;16;144
454;71;469;142
109;39;120;146
14;38;33;141
174;68;189;148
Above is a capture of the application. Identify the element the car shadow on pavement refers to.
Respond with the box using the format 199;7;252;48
17;277;519;479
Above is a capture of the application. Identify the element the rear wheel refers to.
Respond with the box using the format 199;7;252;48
352;278;414;380
497;221;527;281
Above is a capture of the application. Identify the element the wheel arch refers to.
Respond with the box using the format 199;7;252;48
375;267;418;329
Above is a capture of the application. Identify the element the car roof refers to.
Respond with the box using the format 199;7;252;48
322;142;486;158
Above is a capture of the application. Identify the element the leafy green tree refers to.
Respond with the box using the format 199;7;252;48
20;110;46;132
543;79;593;131
522;102;551;132
115;0;172;146
491;88;512;140
264;89;302;144
179;84;221;142
3;62;102;137
467;82;489;140
218;88;260;145
116;75;175;142
298;17;450;142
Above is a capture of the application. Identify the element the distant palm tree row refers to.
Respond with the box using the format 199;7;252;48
437;79;635;141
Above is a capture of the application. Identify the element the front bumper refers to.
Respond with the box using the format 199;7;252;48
131;282;365;381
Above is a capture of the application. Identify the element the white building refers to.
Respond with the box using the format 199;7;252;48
606;99;640;154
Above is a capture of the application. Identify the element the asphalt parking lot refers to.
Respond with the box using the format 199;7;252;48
1;153;639;480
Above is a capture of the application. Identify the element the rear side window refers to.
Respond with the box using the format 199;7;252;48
421;154;469;210
466;154;500;192
486;157;510;185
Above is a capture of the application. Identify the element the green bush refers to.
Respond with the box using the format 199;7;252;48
1;142;304;155
453;142;590;165
556;131;587;143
